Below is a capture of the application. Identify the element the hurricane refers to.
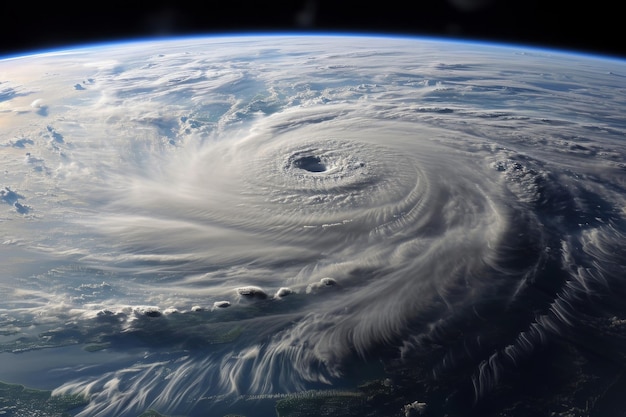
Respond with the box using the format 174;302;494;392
0;35;625;417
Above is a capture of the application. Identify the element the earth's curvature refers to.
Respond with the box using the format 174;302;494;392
0;34;625;417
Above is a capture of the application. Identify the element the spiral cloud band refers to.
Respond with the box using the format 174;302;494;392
0;36;625;417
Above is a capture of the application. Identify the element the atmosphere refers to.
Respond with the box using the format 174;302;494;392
1;1;624;59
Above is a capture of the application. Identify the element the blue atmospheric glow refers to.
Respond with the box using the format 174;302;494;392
1;31;625;63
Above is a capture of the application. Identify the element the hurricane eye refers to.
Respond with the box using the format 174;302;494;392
293;155;326;172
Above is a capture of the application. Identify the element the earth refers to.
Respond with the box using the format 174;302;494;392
0;35;625;417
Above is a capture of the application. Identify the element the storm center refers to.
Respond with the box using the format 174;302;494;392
293;155;327;172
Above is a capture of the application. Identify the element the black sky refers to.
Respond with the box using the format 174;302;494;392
1;1;624;59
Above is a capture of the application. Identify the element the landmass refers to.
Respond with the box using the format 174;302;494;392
0;380;88;416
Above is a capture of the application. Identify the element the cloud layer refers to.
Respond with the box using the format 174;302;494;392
0;36;625;417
